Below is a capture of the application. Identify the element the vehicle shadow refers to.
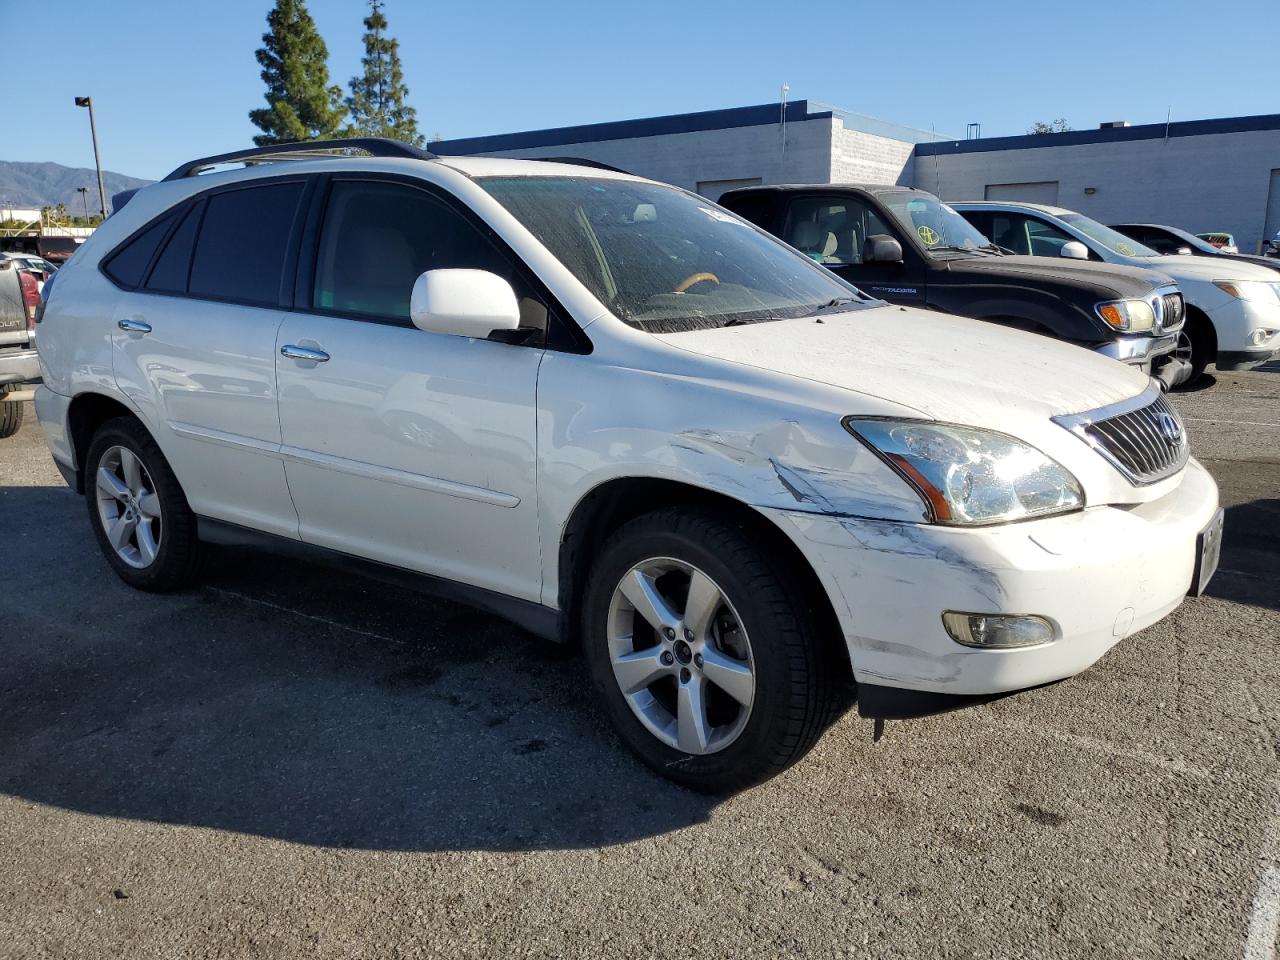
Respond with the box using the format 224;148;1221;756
0;484;720;852
1206;496;1280;612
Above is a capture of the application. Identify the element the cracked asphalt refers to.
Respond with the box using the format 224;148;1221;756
0;368;1276;959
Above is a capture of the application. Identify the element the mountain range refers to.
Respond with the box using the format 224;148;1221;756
0;161;152;214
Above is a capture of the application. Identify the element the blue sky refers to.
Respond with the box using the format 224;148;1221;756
4;0;1279;181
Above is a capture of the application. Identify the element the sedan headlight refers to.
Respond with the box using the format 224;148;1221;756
1213;280;1280;306
844;419;1084;525
1095;298;1155;332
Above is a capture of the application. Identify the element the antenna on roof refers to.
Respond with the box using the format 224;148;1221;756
780;82;790;156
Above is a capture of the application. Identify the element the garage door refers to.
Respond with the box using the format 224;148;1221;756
984;181;1060;205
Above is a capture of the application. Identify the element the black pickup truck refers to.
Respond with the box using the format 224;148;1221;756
719;184;1190;389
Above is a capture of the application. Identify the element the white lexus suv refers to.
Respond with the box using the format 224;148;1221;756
34;140;1223;792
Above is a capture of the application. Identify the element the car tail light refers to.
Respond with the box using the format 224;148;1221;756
16;270;39;329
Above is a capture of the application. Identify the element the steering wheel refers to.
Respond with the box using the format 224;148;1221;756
674;271;720;294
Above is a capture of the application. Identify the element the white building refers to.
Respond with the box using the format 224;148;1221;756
434;101;1280;253
433;100;942;201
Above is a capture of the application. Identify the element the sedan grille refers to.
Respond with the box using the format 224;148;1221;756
1053;386;1189;485
1158;292;1184;332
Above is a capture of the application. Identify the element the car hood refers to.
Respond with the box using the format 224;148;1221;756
947;254;1172;296
659;304;1149;431
1137;254;1280;282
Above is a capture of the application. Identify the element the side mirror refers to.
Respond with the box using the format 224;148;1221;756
863;234;903;264
1175;246;1193;256
410;269;521;338
1059;240;1089;260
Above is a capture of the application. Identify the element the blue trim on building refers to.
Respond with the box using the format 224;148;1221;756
432;100;831;155
916;113;1280;156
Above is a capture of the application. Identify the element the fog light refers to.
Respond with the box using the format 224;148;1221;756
1250;328;1277;346
942;612;1055;649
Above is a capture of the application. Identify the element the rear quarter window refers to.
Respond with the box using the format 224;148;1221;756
101;212;178;288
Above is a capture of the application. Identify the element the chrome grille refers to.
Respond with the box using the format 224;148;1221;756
1158;291;1184;332
1053;385;1189;485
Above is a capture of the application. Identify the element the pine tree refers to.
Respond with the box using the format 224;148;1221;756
344;0;423;146
249;0;347;145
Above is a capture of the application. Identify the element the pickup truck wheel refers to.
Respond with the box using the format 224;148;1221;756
85;417;201;591
582;507;841;793
0;399;22;439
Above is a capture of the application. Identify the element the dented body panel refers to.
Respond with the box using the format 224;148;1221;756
761;458;1218;694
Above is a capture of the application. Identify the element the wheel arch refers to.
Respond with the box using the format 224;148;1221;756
557;476;849;675
1183;302;1218;360
66;392;144;494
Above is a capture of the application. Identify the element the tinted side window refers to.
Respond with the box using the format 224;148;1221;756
145;202;203;293
189;182;303;306
313;180;546;332
102;212;177;288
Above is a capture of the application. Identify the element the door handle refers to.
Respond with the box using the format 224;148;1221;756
117;317;152;334
280;344;330;363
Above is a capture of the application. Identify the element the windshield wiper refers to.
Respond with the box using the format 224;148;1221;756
721;315;781;327
929;244;999;256
804;296;861;317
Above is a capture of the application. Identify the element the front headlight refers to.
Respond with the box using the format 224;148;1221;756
1095;298;1155;332
844;419;1084;525
1213;280;1280;306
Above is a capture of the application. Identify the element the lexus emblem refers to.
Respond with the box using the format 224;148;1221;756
1157;412;1184;444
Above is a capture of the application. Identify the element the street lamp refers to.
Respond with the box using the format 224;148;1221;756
73;96;108;219
77;186;89;221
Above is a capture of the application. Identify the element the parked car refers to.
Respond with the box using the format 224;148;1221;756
719;185;1189;390
0;259;40;437
954;202;1280;381
34;140;1222;791
0;252;58;293
1196;232;1238;254
1109;223;1280;275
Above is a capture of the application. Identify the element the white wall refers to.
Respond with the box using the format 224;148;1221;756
829;120;916;186
919;128;1280;252
469;118;835;195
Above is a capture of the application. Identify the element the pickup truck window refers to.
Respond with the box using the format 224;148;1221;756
783;197;894;265
480;176;865;333
878;193;995;257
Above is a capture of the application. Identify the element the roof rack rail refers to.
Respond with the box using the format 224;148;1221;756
161;137;436;182
535;156;632;174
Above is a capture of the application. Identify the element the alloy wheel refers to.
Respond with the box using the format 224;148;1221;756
95;445;163;569
606;557;755;755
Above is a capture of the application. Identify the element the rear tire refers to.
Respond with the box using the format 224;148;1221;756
84;416;202;591
582;506;843;793
0;399;22;439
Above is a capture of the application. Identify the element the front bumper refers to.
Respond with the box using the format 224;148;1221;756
1095;330;1172;368
763;457;1220;699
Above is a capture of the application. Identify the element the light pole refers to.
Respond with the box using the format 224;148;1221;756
77;186;89;221
74;96;108;219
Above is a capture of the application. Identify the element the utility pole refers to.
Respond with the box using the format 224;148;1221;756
74;97;108;218
77;186;89;221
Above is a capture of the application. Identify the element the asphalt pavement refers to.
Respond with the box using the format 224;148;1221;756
0;369;1276;959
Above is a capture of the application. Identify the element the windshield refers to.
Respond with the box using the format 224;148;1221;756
879;192;995;255
1060;214;1159;258
478;177;867;332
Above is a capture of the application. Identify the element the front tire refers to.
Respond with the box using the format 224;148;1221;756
84;417;202;591
1175;312;1214;386
582;507;843;793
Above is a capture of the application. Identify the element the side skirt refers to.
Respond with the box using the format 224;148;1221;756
196;517;562;642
